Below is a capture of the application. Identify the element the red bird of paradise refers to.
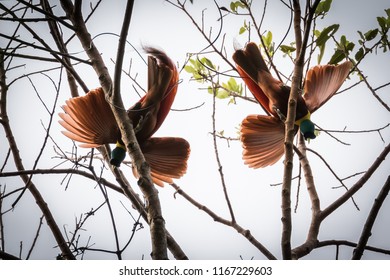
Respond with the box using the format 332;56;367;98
59;47;190;186
233;42;353;168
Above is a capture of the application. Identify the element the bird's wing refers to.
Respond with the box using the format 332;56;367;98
233;42;283;116
235;65;272;115
233;42;270;79
132;137;190;187
59;87;118;147
240;114;285;168
303;61;353;113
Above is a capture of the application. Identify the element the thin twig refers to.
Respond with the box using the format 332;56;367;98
0;52;75;259
211;80;236;223
26;215;44;260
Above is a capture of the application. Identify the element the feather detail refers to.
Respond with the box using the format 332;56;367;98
232;42;270;79
232;42;275;114
132;137;190;187
143;47;179;135
58;88;118;146
303;61;353;113
240;115;285;168
59;49;190;185
232;42;293;118
235;65;272;115
127;48;179;141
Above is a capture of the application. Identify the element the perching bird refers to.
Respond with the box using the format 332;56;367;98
59;47;190;186
233;42;352;168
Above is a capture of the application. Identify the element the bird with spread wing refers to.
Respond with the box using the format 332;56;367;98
233;42;352;168
59;47;190;186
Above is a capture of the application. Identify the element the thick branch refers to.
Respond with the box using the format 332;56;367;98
292;142;390;259
321;142;390;220
281;0;321;260
280;0;302;260
111;0;168;260
59;0;168;259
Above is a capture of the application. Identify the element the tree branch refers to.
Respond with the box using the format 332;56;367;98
321;142;390;220
60;0;169;259
171;183;277;260
292;142;390;259
112;0;168;260
281;0;321;260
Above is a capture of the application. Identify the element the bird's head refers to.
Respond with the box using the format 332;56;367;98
295;112;317;140
110;141;126;167
299;119;316;140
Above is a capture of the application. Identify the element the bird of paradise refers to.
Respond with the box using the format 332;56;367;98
233;42;352;168
59;47;190;186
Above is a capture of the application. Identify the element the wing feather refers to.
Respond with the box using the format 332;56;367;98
134;137;190;187
58;88;118;146
240;115;285;168
303;61;353;112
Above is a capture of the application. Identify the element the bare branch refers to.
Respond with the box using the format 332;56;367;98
0;53;75;260
321;142;390;220
26;215;44;260
171;183;277;260
317;239;390;257
211;82;236;223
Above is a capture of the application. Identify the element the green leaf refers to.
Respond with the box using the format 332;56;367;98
227;77;237;87
201;57;215;70
315;0;332;15
377;16;387;30
230;2;237;12
230;1;246;12
316;24;339;47
216;89;229;99
346;41;355;52
317;43;326;64
223;77;242;94
364;29;379;41
355;47;364;61
280;45;296;54
336;35;355;53
193;72;203;81
328;49;345;65
184;65;195;74
263;31;273;48
239;26;246;34
340;34;347;46
261;31;274;54
385;8;390;18
357;30;365;41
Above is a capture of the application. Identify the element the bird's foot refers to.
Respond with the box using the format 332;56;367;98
134;110;152;134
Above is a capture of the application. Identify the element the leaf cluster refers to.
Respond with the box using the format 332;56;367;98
184;56;242;101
